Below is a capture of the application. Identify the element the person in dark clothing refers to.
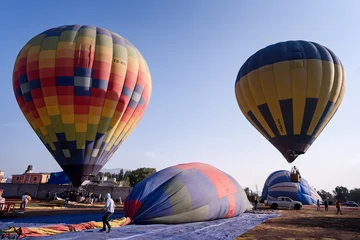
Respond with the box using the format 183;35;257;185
64;191;70;208
254;198;258;210
336;200;343;215
45;191;51;201
324;199;329;211
316;199;321;211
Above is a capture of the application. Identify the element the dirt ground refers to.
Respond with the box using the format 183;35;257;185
237;205;360;240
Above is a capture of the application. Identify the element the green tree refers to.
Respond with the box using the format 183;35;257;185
124;168;156;187
317;190;333;201
348;188;360;202
122;171;131;187
333;186;349;202
119;169;124;181
103;172;112;178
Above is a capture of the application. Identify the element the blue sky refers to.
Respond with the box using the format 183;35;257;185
1;1;359;192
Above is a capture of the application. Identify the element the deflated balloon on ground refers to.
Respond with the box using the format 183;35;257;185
124;162;253;224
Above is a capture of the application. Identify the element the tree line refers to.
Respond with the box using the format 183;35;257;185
96;167;157;187
96;169;360;204
317;186;360;203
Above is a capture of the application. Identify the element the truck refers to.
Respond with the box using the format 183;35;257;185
265;196;302;210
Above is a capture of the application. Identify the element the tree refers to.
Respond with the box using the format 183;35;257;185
119;169;124;181
124;168;156;187
103;172;112;178
348;188;360;202
122;171;131;187
333;186;349;202
317;190;333;201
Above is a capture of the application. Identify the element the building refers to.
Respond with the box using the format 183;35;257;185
93;174;126;187
11;165;50;184
0;171;4;183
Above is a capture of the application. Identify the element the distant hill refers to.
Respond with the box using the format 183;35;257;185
100;168;132;174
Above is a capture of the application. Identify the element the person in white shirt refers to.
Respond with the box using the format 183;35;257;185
100;193;115;233
21;193;31;210
0;195;5;211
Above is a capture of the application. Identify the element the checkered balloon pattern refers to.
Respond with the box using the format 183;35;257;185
12;25;152;186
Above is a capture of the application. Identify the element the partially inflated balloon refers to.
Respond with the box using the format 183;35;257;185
261;170;322;205
13;25;152;187
235;41;345;163
124;162;252;224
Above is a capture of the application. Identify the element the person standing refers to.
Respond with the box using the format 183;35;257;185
254;197;258;210
316;199;321;211
64;191;70;208
45;191;51;201
324;199;329;211
100;193;115;233
336;200;343;215
21;193;31;210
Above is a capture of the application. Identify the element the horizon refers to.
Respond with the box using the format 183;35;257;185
1;1;359;193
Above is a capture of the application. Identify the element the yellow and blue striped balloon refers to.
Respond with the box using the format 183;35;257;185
235;40;345;163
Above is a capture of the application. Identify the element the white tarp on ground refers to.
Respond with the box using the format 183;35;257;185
0;212;280;240
35;212;280;240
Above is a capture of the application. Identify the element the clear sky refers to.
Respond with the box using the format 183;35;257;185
1;1;359;193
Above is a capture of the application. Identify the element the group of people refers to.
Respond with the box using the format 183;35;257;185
45;190;109;208
316;199;343;215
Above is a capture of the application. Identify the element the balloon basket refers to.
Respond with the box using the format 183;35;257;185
290;173;301;183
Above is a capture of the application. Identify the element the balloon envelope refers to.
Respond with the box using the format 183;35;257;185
235;40;345;163
12;25;152;187
124;162;252;224
261;170;322;205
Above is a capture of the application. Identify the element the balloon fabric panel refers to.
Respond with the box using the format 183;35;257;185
235;41;345;163
12;25;152;187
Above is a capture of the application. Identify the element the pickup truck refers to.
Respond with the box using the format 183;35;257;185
265;196;302;210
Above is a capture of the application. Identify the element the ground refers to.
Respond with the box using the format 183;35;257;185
237;205;360;240
1;200;360;239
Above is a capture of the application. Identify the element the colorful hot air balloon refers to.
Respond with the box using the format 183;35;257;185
124;162;253;224
12;25;152;187
261;170;321;205
235;40;345;163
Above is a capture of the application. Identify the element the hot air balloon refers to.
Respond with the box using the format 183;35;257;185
261;170;322;205
12;25;152;187
124;162;253;224
235;40;345;163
